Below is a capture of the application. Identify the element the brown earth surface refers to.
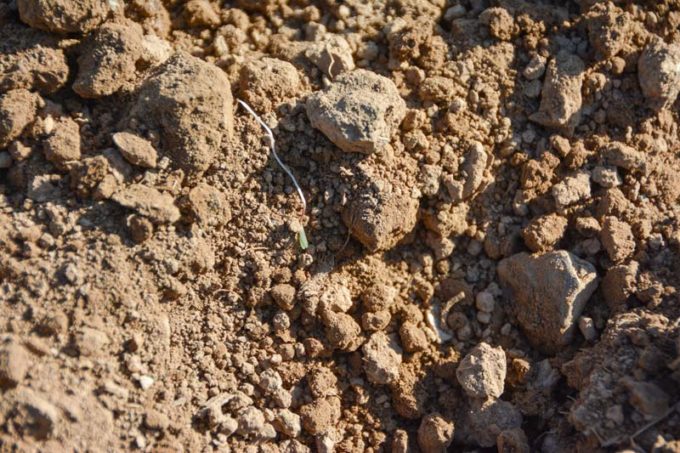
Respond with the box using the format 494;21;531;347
1;0;680;452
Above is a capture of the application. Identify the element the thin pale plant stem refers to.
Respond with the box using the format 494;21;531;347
236;99;307;212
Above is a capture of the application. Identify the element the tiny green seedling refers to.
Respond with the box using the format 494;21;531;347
237;99;309;250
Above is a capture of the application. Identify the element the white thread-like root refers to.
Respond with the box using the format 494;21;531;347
236;99;307;212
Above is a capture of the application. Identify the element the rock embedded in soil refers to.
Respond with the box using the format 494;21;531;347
362;332;402;385
321;311;363;352
112;184;180;224
463;399;523;448
0;89;41;148
74;21;145;98
456;342;507;400
0;342;31;389
125;52;233;178
342;178;419;252
112;132;158;168
530;51;585;134
638;37;680;111
238;57;301;111
306;69;406;154
417;413;455;453
18;0;112;34
497;251;598;354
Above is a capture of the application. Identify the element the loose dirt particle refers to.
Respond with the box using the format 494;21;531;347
522;213;568;252
43;118;81;170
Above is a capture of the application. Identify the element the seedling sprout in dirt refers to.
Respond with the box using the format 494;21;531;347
236;99;309;250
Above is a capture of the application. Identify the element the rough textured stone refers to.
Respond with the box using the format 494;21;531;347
0;342;31;389
638;37;680;111
112;132;158;168
530;51;585;134
463;399;523;448
362;332;402;385
18;0;111;34
239;57;301;111
306;69;406;154
456;342;507;400
417;413;455;453
497;251;599;354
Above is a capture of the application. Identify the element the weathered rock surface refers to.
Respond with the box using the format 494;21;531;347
638;38;680;111
18;0;112;34
362;332;402;385
498;251;598;354
306;69;406;154
456;342;507;400
530;51;584;134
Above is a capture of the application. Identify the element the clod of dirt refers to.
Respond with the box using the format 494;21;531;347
0;25;70;94
112;132;158;168
602;141;645;171
321;310;363;352
43;118;82;170
305;34;355;78
238;57;301;111
601;261;639;311
456;342;507;400
0;342;30;389
306;69;406;154
479;7;515;41
74;327;109;357
600;216;635;263
399;321;429;352
299;396;341;435
342;178;419;252
461;399;523;448
0;89;42;148
498;251;599;354
273;409;301;438
444;142;489;202
497;428;530;453
586;3;630;59
638;37;680;111
417;413;455;453
184;0;220;28
17;0;112;34
530;51;585;134
522;213;568;252
111;184;180;224
74;21;145;98
125;52;233;179
362;332;402;385
182;182;231;227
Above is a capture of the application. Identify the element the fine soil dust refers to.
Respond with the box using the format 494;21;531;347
1;0;680;452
